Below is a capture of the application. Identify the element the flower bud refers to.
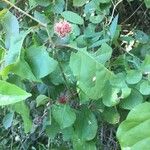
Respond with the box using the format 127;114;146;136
54;20;72;37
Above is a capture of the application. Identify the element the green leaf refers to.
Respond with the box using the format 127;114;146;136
5;30;31;66
0;80;31;106
34;11;49;24
73;0;87;7
0;29;36;80
36;95;50;107
102;73;131;107
52;104;76;129
119;89;143;110
0;48;4;61
144;0;150;8
117;102;150;150
12;101;32;133
126;70;142;84
26;45;58;78
89;14;104;24
141;55;150;74
0;9;7;19
102;81;120;107
109;14;119;40
102;107;120;124
49;63;75;85
100;0;111;3
11;59;37;81
134;30;149;44
78;88;90;104
29;0;50;7
94;43;112;64
61;11;84;25
90;38;110;48
102;80;131;107
140;80;150;95
73;139;96;150
1;11;19;48
2;112;14;129
70;49;112;100
1;59;37;81
74;107;98;141
53;0;65;14
62;127;74;141
46;119;60;139
109;73;127;88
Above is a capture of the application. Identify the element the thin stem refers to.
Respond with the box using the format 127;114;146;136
65;0;68;11
46;28;55;49
58;61;70;90
45;28;73;95
121;2;144;24
108;0;123;25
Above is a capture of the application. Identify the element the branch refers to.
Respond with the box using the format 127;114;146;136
108;0;123;25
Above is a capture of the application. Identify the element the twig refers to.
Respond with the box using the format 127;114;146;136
121;2;144;24
65;0;68;11
2;0;47;27
108;0;123;25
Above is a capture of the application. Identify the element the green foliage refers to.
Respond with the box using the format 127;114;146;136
0;0;150;149
61;11;84;25
52;104;76;129
12;101;32;133
26;45;58;79
0;80;31;106
73;0;87;7
70;49;112;100
74;107;98;141
117;102;150;150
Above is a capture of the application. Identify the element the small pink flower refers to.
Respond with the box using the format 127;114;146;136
54;20;72;37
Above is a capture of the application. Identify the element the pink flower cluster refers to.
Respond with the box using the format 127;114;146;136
54;20;72;37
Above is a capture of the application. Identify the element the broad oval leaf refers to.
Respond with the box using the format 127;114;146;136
61;11;84;25
126;70;142;85
52;104;76;129
0;80;31;106
36;95;49;107
139;80;150;95
117;102;150;150
70;49;113;100
74;107;98;141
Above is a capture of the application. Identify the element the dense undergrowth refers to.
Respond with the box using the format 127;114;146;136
0;0;150;150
